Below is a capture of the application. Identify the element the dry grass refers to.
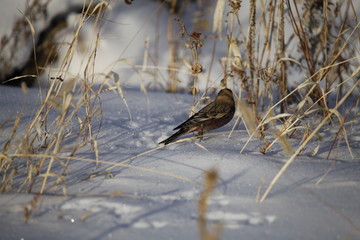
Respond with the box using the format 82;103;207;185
213;0;360;201
0;0;111;194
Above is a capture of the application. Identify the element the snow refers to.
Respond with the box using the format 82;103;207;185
1;85;359;240
1;1;360;240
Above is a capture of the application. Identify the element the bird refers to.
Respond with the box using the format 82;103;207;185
159;88;236;145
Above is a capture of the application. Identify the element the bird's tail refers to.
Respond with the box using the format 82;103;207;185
159;129;185;145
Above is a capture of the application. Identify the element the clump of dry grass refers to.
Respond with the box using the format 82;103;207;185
0;1;112;194
210;0;359;201
0;0;213;197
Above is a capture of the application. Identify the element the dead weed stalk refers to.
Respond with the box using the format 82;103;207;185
198;169;222;240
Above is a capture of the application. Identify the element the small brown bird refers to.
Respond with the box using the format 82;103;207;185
159;88;236;145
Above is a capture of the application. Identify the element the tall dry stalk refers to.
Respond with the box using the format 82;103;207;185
198;169;222;240
277;0;287;113
167;0;179;92
246;0;256;105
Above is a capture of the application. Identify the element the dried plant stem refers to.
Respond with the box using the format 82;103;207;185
240;80;311;153
246;0;256;104
198;169;222;240
167;0;178;92
278;0;287;113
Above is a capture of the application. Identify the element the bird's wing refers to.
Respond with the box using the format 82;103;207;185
206;104;230;119
174;103;232;130
173;102;215;130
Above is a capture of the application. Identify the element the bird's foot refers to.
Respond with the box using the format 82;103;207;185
196;131;204;141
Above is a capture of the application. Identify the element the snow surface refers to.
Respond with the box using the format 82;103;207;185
1;85;359;240
1;1;360;240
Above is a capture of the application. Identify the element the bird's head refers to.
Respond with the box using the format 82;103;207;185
216;88;235;105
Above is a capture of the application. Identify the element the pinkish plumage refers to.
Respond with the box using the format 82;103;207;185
160;88;235;145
